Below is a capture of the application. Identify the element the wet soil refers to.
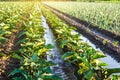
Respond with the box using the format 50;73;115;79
43;4;120;62
0;57;20;80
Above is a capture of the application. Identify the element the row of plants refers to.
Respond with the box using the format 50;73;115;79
0;2;33;45
8;3;62;80
43;2;120;35
41;4;120;80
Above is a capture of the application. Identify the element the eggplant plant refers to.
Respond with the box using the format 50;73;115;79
41;5;120;80
9;4;62;80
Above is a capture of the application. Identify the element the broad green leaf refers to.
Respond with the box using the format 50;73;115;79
92;52;106;59
112;75;118;80
0;30;6;35
96;60;108;66
0;37;6;43
79;57;91;69
12;54;21;60
16;39;26;45
32;53;38;62
60;40;68;48
62;52;74;60
43;67;52;73
38;48;48;56
84;70;94;80
9;69;22;76
45;44;54;49
17;30;26;38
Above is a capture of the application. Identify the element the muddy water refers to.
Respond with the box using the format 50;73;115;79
37;4;77;80
42;16;77;80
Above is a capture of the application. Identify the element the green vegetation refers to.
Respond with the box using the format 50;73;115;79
0;2;62;80
44;2;120;35
41;4;120;80
0;1;120;80
9;4;62;80
0;2;31;44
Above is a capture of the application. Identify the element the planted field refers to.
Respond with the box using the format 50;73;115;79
0;1;120;80
44;2;120;35
41;5;120;80
0;2;61;80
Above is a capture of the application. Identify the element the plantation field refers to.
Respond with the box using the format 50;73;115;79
0;1;120;80
0;2;61;80
0;2;32;45
44;2;120;35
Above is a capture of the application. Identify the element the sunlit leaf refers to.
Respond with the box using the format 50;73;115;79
92;52;106;59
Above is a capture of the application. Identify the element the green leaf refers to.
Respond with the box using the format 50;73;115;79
79;57;91;69
0;37;6;43
13;77;24;80
0;30;6;35
112;75;118;80
17;31;26;38
92;52;106;59
32;53;38;62
12;54;21;60
62;52;74;60
9;69;22;76
16;39;26;45
47;61;56;66
0;53;4;57
43;67;52;73
96;60;108;66
38;48;48;56
42;73;63;80
84;70;94;80
60;40;68;48
45;44;54;49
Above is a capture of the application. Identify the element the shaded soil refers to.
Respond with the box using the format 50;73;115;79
0;28;23;80
0;57;20;80
43;5;120;62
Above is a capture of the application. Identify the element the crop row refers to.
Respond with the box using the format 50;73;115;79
0;2;33;49
0;2;61;80
44;2;120;35
41;4;120;80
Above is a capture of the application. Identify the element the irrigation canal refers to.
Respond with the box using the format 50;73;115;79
37;4;120;80
37;4;77;80
44;4;120;62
